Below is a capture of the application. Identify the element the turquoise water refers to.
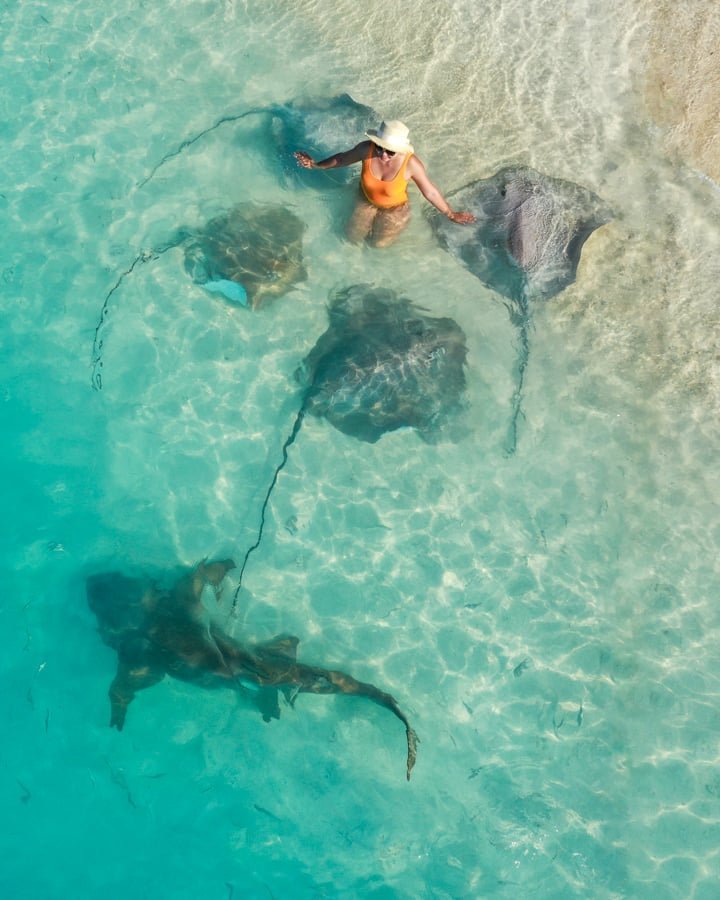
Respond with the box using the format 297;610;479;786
3;1;720;897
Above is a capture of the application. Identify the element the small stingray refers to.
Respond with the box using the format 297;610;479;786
236;284;467;589
139;93;379;189
87;559;418;779
182;203;306;309
91;202;306;389
429;165;612;453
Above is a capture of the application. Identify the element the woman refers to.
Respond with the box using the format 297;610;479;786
294;120;475;247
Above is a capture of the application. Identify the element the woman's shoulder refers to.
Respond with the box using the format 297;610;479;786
406;154;425;174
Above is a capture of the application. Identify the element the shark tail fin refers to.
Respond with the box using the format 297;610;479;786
307;668;419;780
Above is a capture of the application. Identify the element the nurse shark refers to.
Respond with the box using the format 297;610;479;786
87;558;418;780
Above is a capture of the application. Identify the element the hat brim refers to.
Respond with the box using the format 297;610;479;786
365;130;414;154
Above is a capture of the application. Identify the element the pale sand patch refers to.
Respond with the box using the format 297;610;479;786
644;2;720;184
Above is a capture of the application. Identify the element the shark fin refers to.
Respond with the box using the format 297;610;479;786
253;685;281;722
281;684;300;708
255;634;300;662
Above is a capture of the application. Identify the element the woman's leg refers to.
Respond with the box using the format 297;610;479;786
346;193;378;243
371;203;411;247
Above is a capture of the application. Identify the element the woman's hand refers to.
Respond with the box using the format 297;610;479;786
294;151;315;169
447;210;476;224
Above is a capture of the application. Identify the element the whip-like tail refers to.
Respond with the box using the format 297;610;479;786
504;289;532;456
138;107;271;188
233;403;307;606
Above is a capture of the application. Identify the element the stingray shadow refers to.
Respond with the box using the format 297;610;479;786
429;165;612;454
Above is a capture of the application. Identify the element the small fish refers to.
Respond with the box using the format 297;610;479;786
17;780;31;804
284;515;298;536
253;803;281;822
106;760;137;808
513;658;529;678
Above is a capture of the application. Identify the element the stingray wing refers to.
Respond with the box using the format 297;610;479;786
429;165;612;301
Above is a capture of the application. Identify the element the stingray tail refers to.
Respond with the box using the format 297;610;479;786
138;105;277;188
91;240;183;391
300;667;419;780
504;290;532;456
232;405;306;606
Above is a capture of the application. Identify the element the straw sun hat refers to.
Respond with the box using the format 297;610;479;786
365;120;414;154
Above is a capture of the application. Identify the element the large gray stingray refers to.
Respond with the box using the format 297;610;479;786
298;284;468;443
91;202;306;389
87;558;418;779
139;93;379;189
429;165;612;453
236;284;468;588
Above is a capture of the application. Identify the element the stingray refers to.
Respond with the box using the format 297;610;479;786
181;203;306;308
87;558;418;780
236;283;467;589
138;93;379;189
429;165;612;453
90;202;306;389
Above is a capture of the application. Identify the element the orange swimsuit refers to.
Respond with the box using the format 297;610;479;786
361;145;413;209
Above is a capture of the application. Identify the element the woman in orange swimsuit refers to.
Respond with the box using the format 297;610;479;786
294;120;475;247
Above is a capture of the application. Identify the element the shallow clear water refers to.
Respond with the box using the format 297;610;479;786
2;1;720;897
